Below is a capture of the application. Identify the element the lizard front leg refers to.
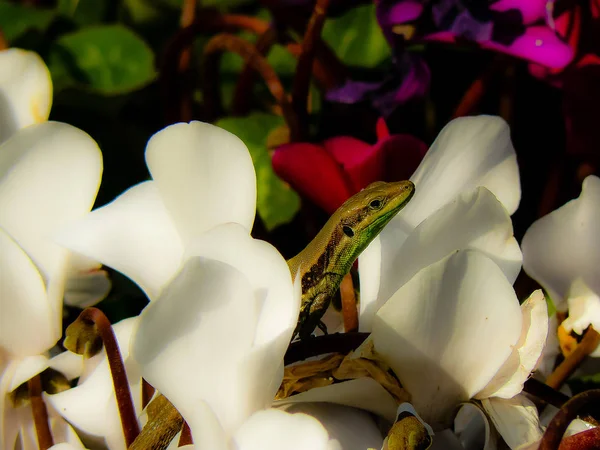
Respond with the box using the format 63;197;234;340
294;291;331;340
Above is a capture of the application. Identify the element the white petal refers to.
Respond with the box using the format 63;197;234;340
48;351;84;381
8;355;49;392
476;290;548;399
0;228;56;356
232;409;331;450
186;224;299;411
274;378;398;423
405;115;520;226
372;250;522;426
63;267;111;308
0;49;52;143
360;187;522;331
145;121;256;243
564;418;596;437
522;175;600;308
132;258;262;436
536;313;560;378
561;279;600;356
57;181;184;300
455;402;497;450
481;395;543;450
280;403;383;450
0;121;102;285
186;223;298;346
187;401;228;450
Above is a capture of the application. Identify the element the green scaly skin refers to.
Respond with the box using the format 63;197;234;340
287;180;415;339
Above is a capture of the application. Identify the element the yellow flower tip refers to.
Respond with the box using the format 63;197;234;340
385;413;432;450
64;318;103;358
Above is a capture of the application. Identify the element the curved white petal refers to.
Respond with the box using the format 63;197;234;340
48;351;84;381
186;223;299;406
17;401;84;450
476;290;548;399
187;401;228;450
561;280;600;356
48;318;142;450
8;355;49;392
405;115;520;226
481;395;543;450
0;122;102;285
372;250;522;426
132;258;263;436
232;409;331;450
455;402;497;450
360;187;522;331
0;49;52;144
0;228;56;356
146;121;256;243
278;403;383;450
56;181;184;301
274;378;398;423
63;267;111;308
430;429;466;450
522;175;600;308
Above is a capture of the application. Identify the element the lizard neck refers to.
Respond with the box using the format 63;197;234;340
287;213;353;289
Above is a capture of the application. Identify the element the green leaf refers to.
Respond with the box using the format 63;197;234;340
57;0;108;26
0;1;56;42
48;25;156;95
216;113;300;230
322;4;392;68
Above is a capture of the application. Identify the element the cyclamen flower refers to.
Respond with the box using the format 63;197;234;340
0;122;103;449
272;118;426;214
0;48;52;144
522;175;600;356
376;0;573;69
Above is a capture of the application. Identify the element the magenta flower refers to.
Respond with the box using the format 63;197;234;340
376;0;574;68
272;119;427;214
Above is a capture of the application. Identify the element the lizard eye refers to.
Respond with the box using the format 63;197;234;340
342;225;355;237
369;199;382;210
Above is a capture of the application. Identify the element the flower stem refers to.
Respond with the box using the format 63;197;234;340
159;12;270;124
142;378;155;409
452;56;504;118
130;394;183;450
232;25;279;116
76;307;140;446
27;375;54;450
545;326;600;390
538;389;600;450
340;273;358;332
176;0;198;122
178;422;193;446
0;28;7;51
202;33;300;140
291;0;330;140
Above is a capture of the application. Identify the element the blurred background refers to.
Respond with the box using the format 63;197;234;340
1;0;598;323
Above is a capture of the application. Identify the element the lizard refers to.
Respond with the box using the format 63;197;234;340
129;180;417;449
288;180;415;339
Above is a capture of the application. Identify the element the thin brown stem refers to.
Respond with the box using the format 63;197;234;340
340;273;358;332
77;308;140;446
539;390;600;450
291;0;330;140
545;327;600;390
160;12;270;124
28;375;54;450
142;378;155;409
0;28;7;51
232;25;278;116
202;33;300;140
178;422;193;446
177;0;198;122
130;394;183;450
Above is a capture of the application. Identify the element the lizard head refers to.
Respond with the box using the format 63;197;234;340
337;180;415;248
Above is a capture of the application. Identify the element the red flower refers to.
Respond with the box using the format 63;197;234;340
272;118;427;214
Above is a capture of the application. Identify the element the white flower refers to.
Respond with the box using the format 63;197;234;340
0;48;52;144
359;116;522;331
371;250;547;448
522;175;600;355
57;121;257;301
131;224;333;449
0;122;103;449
